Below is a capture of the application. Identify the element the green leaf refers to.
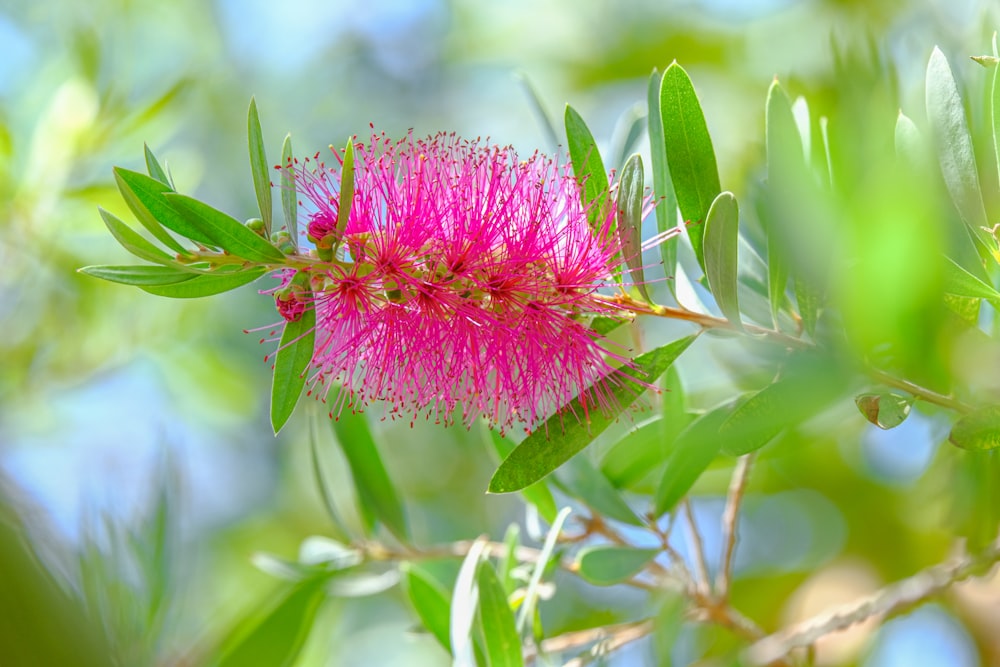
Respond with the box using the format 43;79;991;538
556;454;642;525
333;138;355;253
139;267;266;298
488;335;697;493
144;143;171;187
307;420;353;540
654;401;733;515
402;564;452;654
950;406;1000;451
78;264;198;287
992;33;1000;191
702;191;741;328
647;69;678;294
270;303;316;434
718;354;848;457
575;546;659;586
894;111;925;168
794;275;822;339
589;315;631;337
516;507;571;633
565;105;611;233
855;393;913;430
516;73;559;151
943;257;1000;306
659;61;721;270
452;539;489;663
616;153;649;300
764;80;798;328
280;134;298;248
212;575;329;667
114;167;216;249
248;97;273;236
97;207;186;267
331;411;409;541
486;429;558;523
475;563;524;667
163;194;286;263
926;47;996;252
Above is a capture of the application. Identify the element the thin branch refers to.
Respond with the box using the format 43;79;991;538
683;500;713;598
524;619;653;666
716;453;755;600
743;537;1000;666
865;367;975;414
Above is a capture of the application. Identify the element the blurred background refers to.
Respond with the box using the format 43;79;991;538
1;0;999;665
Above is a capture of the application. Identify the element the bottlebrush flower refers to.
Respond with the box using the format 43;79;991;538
279;130;666;432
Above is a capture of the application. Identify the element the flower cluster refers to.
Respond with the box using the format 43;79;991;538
279;131;641;432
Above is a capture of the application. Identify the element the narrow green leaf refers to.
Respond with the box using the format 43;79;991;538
270;304;316;434
516;507;571;633
718;354;847;457
926;47;996;252
403;564;452;654
943;257;1000;306
647;69;678;294
307;419;352;540
488;335;697;494
659;61;721;270
280;134;298;248
516;73;560;151
565;105;611;233
654;402;733;515
163;194;286;263
97;207;185;267
992;32;1000;191
575;546;659;586
793;276;822;338
78;264;198;287
144;143;171;187
452;538;489;664
855;393;912;430
331;411;409;541
610;103;646;172
616;153;649;300
476;563;524;667
894;111;924;168
114;168;216;249
556;455;642;525
764;80;798;328
248;97;273;236
702;191;741;328
497;525;520;595
589;315;631;337
486;429;558;523
139;267;266;298
212;575;329;667
333;138;355;252
950;406;1000;451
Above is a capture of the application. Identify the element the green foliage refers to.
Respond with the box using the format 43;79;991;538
702;191;741;328
248;97;273;237
565;105;611;233
270;302;316;434
616;153;649;300
575;546;660;586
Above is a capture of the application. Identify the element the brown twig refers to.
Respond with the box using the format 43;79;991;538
683;499;713;598
716;453;755;600
524;619;654;666
743;537;1000;665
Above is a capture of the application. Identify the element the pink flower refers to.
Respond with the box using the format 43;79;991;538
282;131;652;432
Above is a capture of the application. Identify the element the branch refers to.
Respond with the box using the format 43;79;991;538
743;538;1000;665
524;619;653;666
716;453;755;600
683;500;713;598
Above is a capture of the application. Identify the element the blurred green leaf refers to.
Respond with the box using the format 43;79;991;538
144;143;171;187
855;392;913;430
308;420;353;539
516;507;571;633
950;406;1000;451
942;257;1000;306
475;562;523;667
280;134;297;248
270;304;316;434
575;546;659;586
403;564;452;654
113;168;195;252
659;61;721;270
565;105;611;233
97;208;188;267
212;575;329;667
953;449;1000;552
764;80;798;328
139;267;266;298
992;33;1000;190
163;194;286;263
486;429;558;523
488;335;697;493
516;73;560;151
497;524;520;595
331;411;409;541
616;153;649;300
894;111;925;168
557;454;642;525
452;539;489;664
702;191;742;328
610;103;647;172
652;591;686;663
647;69;678;294
926;46;996;253
248;97;273;236
654;401;733;515
78;264;198;286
